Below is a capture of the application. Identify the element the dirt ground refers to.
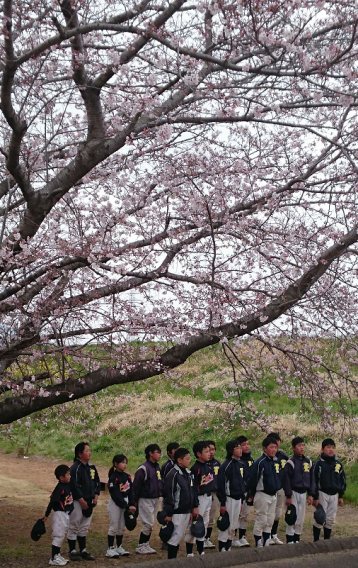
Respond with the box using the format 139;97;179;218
0;452;357;568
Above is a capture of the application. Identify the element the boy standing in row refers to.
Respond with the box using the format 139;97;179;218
312;438;346;541
184;441;214;556
235;435;254;547
205;440;220;549
268;432;288;545
217;440;246;552
68;443;100;561
133;444;163;554
43;465;74;566
248;437;282;547
282;437;315;543
162;447;199;559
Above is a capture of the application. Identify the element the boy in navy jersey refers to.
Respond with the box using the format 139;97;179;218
133;443;163;554
235;435;254;547
204;440;220;549
43;464;74;566
267;432;288;544
161;442;180;482
68;442;100;561
162;447;199;559
312;438;346;541
217;440;246;552
184;441;214;556
282;437;315;543
247;437;282;547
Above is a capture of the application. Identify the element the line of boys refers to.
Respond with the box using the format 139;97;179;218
42;434;346;565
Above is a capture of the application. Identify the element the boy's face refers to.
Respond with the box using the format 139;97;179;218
264;443;278;457
209;444;216;459
79;445;91;463
197;446;211;462
177;453;191;469
149;449;162;463
240;440;250;453
233;444;242;459
293;442;305;456
168;449;177;460
60;471;71;484
322;444;336;457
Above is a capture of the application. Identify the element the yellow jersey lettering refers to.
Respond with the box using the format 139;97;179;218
281;460;286;469
240;468;244;478
157;471;162;480
214;466;219;475
275;464;280;473
335;464;341;473
90;469;95;480
303;463;310;473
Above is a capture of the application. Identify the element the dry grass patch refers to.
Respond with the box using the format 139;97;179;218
101;393;214;433
271;414;358;462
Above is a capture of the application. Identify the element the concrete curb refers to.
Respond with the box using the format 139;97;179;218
120;537;358;568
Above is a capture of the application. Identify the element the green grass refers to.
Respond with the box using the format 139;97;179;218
1;339;358;503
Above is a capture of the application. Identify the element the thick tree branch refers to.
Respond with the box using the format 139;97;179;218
1;224;357;423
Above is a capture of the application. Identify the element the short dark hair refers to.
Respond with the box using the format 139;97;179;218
167;442;180;454
236;435;248;445
74;442;89;460
55;464;70;480
174;447;190;462
322;438;336;449
145;444;161;459
263;436;278;448
226;439;240;459
205;440;216;449
267;432;281;442
292;437;304;447
193;441;210;457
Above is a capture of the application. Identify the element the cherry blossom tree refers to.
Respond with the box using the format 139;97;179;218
1;0;358;425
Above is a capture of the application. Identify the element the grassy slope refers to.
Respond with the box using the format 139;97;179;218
1;343;357;503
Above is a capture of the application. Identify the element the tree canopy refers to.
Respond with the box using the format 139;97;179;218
1;0;358;424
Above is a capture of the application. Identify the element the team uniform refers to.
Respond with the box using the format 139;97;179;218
217;457;246;550
133;459;163;553
162;464;198;555
271;448;288;543
248;453;282;546
45;482;74;565
68;459;100;549
185;460;215;546
313;454;346;536
160;458;175;482
237;451;254;546
282;454;315;542
205;456;221;547
106;470;135;556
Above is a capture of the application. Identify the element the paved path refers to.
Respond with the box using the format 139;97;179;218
227;549;358;568
114;537;358;568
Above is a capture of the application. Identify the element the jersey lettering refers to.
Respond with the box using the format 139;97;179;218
274;463;280;474
90;469;95;480
214;466;220;475
281;460;287;469
335;464;341;473
157;471;162;480
64;494;73;506
200;473;214;485
120;481;130;492
303;463;310;473
240;468;244;478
